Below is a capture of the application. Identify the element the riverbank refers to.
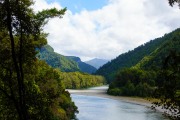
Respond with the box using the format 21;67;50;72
67;86;163;112
67;86;169;120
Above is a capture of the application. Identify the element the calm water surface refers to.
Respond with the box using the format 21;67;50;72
71;94;169;120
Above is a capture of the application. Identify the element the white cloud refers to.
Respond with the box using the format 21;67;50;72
34;0;180;61
33;0;62;12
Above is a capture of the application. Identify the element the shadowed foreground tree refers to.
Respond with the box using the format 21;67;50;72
168;0;180;7
153;51;180;119
153;1;180;119
0;0;77;120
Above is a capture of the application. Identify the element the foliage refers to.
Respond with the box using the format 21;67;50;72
67;56;97;74
38;45;97;73
107;88;122;96
33;61;78;120
0;0;78;119
107;29;179;93
95;28;180;83
153;51;180;119
108;68;155;97
37;45;80;72
37;45;104;89
141;32;180;70
106;29;180;118
168;0;180;7
60;71;105;89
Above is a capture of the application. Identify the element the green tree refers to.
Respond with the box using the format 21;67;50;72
0;0;78;120
33;61;78;120
61;71;105;89
153;51;180;119
108;68;155;97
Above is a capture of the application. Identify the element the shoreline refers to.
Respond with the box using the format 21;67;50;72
67;89;152;106
67;87;164;113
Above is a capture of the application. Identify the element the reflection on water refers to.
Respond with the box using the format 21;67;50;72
71;94;169;120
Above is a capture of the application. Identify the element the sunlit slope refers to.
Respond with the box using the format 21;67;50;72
96;28;180;83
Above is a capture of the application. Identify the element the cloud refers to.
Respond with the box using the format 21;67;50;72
34;0;180;61
33;0;62;12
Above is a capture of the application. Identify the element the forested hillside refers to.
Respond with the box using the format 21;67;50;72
38;45;97;73
67;56;97;73
59;71;105;89
37;45;104;89
107;28;180;98
96;28;180;83
136;31;180;70
37;45;80;72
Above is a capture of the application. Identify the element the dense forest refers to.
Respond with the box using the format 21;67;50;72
38;45;80;72
38;45;105;89
0;0;179;119
106;28;180;118
106;28;180;96
108;68;156;97
96;28;180;83
60;71;105;89
93;0;180;115
0;0;78;119
38;45;97;73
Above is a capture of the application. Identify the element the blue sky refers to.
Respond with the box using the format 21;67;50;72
47;0;108;13
34;0;180;61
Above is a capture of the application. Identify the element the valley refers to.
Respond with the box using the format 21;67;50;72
0;0;179;119
68;86;169;120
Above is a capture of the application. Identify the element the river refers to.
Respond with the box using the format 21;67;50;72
69;86;169;120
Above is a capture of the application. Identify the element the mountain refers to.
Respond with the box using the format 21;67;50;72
135;31;180;70
67;56;97;74
85;58;108;69
107;28;180;97
95;28;180;83
37;45;80;72
38;45;97;73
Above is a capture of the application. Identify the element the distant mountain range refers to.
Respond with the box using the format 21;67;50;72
85;58;108;69
66;56;97;74
37;45;97;74
95;28;180;83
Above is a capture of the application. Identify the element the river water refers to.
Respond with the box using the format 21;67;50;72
70;86;169;120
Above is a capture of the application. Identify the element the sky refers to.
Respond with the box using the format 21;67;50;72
33;0;180;61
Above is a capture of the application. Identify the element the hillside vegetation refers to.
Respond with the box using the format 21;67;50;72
0;1;78;119
67;56;97;74
38;45;80;72
107;28;180;97
60;71;105;89
96;28;180;83
38;45;97;73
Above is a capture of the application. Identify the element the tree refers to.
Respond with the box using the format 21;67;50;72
153;51;180;119
168;0;180;7
0;0;77;120
160;1;180;118
107;68;155;97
